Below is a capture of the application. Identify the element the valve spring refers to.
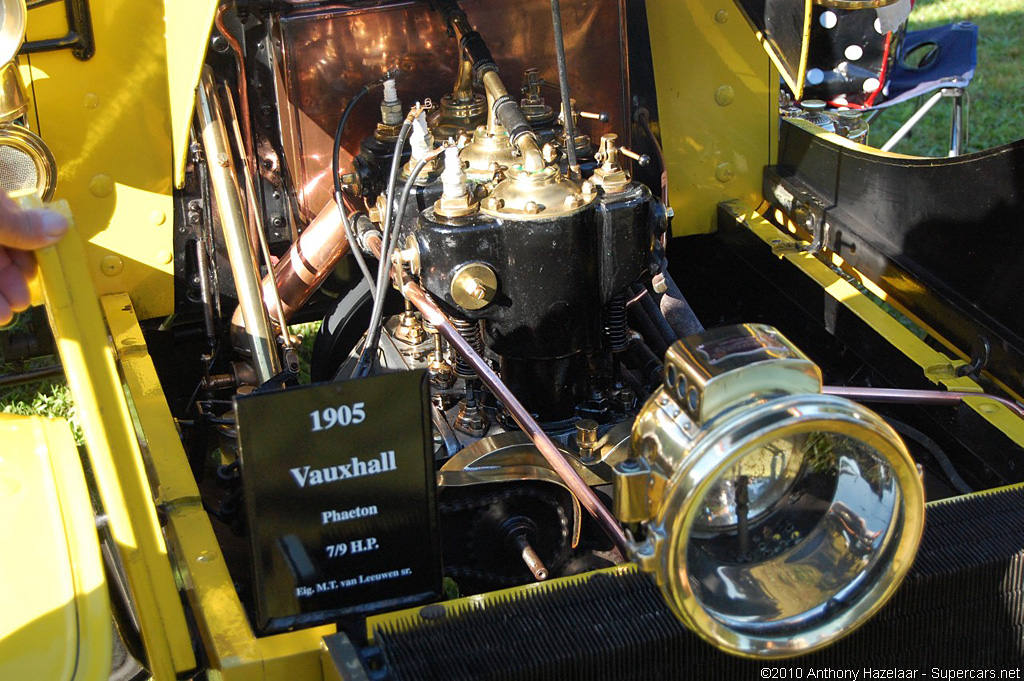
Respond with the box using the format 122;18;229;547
451;317;483;377
603;293;629;352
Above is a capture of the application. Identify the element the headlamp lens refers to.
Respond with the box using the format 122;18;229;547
687;430;903;630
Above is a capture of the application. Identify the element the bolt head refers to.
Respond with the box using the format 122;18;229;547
715;85;735;107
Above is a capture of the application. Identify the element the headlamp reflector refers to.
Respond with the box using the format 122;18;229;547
626;326;924;658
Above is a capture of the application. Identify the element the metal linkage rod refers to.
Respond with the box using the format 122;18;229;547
365;234;631;556
197;67;281;384
550;0;579;176
823;385;1024;421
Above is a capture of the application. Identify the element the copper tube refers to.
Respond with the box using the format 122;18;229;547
231;199;352;327
515;535;549;581
223;86;288;332
268;200;352;321
365;233;632;556
823;385;1024;421
215;4;254;168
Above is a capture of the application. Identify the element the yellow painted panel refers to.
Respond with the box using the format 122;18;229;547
36;215;197;678
102;293;202;505
726;202;1024;448
166;0;219;189
0;414;111;681
47;414;114;681
24;0;176;319
0;416;84;681
646;0;777;235
103;293;334;681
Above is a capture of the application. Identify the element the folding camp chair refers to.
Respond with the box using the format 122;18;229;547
866;21;978;156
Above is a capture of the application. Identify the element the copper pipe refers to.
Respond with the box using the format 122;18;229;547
823;385;1024;421
215;4;254;169
515;535;549;581
365;233;632;556
231;199;352;327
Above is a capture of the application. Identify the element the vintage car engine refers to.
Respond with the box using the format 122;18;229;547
116;0;1020;673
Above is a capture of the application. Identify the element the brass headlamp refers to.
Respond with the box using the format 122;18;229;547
619;324;924;657
0;0;57;201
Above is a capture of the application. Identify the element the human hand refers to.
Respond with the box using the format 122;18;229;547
0;192;69;326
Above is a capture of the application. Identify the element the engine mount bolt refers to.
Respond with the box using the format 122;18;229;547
715;85;735;107
576;418;600;462
100;255;124;277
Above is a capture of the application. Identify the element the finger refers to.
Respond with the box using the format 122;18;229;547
0;200;68;250
0;258;31;312
0;290;11;327
10;248;36;279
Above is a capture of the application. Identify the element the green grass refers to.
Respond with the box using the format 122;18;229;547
0;315;319;445
870;0;1024;155
0;312;80;442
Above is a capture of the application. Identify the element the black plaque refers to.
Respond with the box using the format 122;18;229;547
235;370;442;633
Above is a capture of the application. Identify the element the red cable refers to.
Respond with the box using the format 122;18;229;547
863;31;893;108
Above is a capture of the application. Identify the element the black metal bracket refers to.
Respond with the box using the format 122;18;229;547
22;0;94;61
956;336;991;380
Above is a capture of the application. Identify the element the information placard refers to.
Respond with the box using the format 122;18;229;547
235;370;441;633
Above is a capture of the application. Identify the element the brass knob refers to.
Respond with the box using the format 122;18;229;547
451;262;498;310
618;146;651;166
579;110;610;123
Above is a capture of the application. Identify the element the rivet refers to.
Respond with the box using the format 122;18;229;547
715;162;734;183
216;152;230;167
197;550;217;563
714;85;735;107
157;250;173;265
150;210;166;226
89;174;114;198
83;93;100;109
100;255;124;277
715;9;729;23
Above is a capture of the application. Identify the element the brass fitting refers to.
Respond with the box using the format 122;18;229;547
450;262;498;310
575;418;599;462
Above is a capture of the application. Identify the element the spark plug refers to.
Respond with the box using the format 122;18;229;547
380;77;402;127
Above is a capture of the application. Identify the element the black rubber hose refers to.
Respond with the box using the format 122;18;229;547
337;194;377;300
884;416;973;496
356;118;413;375
653;256;704;339
628;294;671;359
355;153;434;377
620;338;664;389
429;0;496;75
331;82;380;299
